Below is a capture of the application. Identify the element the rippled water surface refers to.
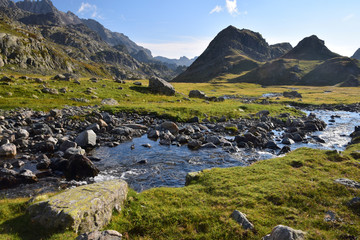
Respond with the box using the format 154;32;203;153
93;110;360;192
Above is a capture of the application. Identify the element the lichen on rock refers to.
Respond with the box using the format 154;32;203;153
28;180;128;234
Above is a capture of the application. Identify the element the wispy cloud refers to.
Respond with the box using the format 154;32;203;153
210;5;223;14
342;14;355;22
139;37;212;59
226;0;238;15
78;2;102;19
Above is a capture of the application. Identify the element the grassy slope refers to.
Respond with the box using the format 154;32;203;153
1;146;359;239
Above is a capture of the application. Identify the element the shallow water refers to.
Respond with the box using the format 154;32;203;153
93;110;360;192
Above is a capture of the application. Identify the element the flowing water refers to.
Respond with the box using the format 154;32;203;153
93;110;360;192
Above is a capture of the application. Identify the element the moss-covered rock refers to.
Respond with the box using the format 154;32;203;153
28;180;128;234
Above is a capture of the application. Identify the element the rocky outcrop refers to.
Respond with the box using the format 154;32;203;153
148;77;176;96
262;225;306;240
28;180;128;234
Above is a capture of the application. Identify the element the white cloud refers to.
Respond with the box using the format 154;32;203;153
226;0;238;15
138;37;212;59
78;2;101;18
343;14;355;22
210;5;223;14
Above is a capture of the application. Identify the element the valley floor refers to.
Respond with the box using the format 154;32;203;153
0;74;359;239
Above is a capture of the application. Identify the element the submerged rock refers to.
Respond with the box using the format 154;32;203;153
28;180;128;234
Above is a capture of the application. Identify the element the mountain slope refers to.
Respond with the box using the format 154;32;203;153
234;36;360;86
81;18;152;58
0;0;181;79
283;35;340;60
172;25;292;83
352;48;360;60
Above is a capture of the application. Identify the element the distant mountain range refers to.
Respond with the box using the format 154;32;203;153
0;0;190;79
173;25;360;87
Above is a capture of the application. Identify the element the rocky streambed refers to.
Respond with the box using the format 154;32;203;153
0;106;359;197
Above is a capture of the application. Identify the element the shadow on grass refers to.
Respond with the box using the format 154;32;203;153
0;213;73;240
129;86;151;94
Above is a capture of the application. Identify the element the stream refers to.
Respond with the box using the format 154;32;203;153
93;110;360;192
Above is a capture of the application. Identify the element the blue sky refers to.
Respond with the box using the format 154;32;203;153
25;0;360;58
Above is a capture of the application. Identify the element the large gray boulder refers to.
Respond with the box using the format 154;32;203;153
189;90;207;99
28;180;128;234
262;225;306;240
76;130;97;147
148;77;175;96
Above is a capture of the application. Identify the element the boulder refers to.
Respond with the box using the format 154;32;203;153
283;91;302;98
65;154;99;181
0;143;17;157
28;180;128;234
148;77;176;96
188;140;202;150
262;225;306;240
76;230;122;240
334;178;360;188
230;210;254;230
185;171;201;186
16;129;29;139
101;98;119;106
76;130;97;147
65;147;86;158
60;140;77;152
147;129;160;139
161;121;179;135
189;90;207;99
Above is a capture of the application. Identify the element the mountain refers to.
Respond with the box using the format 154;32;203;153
233;35;360;86
81;18;152;58
172;25;292;83
283;35;340;60
155;56;197;67
15;0;82;26
0;0;180;80
0;0;15;8
352;48;360;60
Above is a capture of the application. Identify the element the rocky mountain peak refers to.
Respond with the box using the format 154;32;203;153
283;35;340;60
352;48;360;60
0;0;16;8
16;0;57;15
